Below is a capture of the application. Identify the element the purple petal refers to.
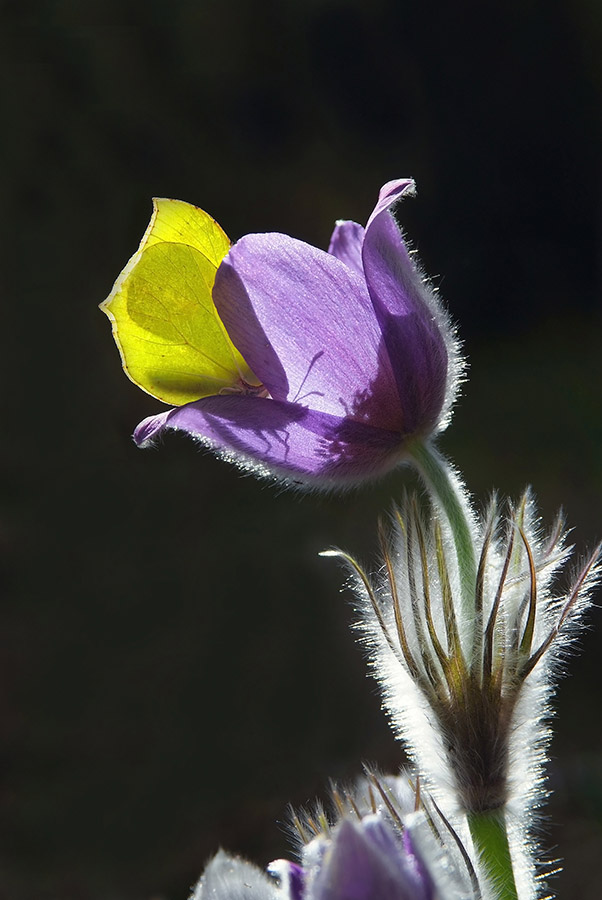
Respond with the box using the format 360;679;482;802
134;409;171;446
401;828;435;900
365;178;416;229
327;220;365;276
362;180;450;435
311;818;428;900
134;395;404;484
361;818;433;898
213;234;402;431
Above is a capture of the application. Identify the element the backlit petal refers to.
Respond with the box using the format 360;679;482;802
327;220;365;276
309;818;426;900
362;180;450;435
134;395;404;484
213;234;402;431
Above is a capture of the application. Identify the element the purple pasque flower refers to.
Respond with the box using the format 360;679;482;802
135;180;461;487
194;814;435;900
296;815;435;900
192;774;479;900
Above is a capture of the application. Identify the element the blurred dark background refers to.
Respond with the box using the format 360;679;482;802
2;2;602;898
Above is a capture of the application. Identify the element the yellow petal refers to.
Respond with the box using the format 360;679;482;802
100;199;257;406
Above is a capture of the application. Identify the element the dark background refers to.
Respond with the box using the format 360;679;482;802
2;2;602;898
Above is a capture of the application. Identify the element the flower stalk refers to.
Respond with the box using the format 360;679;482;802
467;810;519;900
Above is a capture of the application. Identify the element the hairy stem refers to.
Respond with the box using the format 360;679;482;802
467;810;520;900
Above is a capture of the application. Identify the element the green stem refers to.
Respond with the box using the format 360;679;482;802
467;810;520;900
407;440;477;623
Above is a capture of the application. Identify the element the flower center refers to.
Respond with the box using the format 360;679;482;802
220;378;270;399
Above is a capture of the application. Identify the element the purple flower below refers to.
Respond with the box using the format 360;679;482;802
135;179;459;486
193;814;436;900
300;816;434;900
